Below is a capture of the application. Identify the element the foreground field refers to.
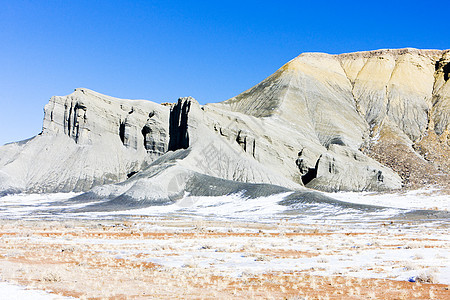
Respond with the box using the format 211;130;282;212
0;217;448;299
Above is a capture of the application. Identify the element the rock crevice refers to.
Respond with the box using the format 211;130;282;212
168;97;191;151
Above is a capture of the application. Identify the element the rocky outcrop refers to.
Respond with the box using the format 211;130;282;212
1;48;449;199
305;145;401;192
339;49;441;141
142;111;168;155
432;51;450;138
215;48;449;191
0;88;170;193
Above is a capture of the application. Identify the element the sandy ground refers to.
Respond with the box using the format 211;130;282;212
0;218;448;299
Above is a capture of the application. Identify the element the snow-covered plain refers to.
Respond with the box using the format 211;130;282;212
324;187;450;211
1;188;447;222
0;189;448;298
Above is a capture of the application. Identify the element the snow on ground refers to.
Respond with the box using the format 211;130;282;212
109;233;450;283
2;217;448;285
0;192;289;221
0;280;71;299
0;192;82;219
86;192;292;221
88;230;449;284
0;217;448;298
1;189;447;224
324;187;450;211
0;189;448;297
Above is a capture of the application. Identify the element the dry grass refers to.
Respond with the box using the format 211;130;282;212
0;218;448;299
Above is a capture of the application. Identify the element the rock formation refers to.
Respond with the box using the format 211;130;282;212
215;48;449;191
0;48;449;202
0;88;169;193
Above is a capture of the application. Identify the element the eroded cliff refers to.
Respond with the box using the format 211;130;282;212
217;48;450;190
0;48;449;199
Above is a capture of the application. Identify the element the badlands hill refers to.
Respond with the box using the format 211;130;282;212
0;48;449;204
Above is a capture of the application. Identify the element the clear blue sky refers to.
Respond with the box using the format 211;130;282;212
1;0;449;145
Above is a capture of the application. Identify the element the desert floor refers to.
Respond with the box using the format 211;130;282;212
0;216;449;299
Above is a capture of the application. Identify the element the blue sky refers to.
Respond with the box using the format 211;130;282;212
1;0;449;145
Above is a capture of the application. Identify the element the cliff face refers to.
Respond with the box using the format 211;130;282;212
221;49;448;141
217;48;450;190
0;48;449;199
0;88;170;193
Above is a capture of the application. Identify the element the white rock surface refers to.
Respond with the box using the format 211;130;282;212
1;88;169;193
1;48;449;198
